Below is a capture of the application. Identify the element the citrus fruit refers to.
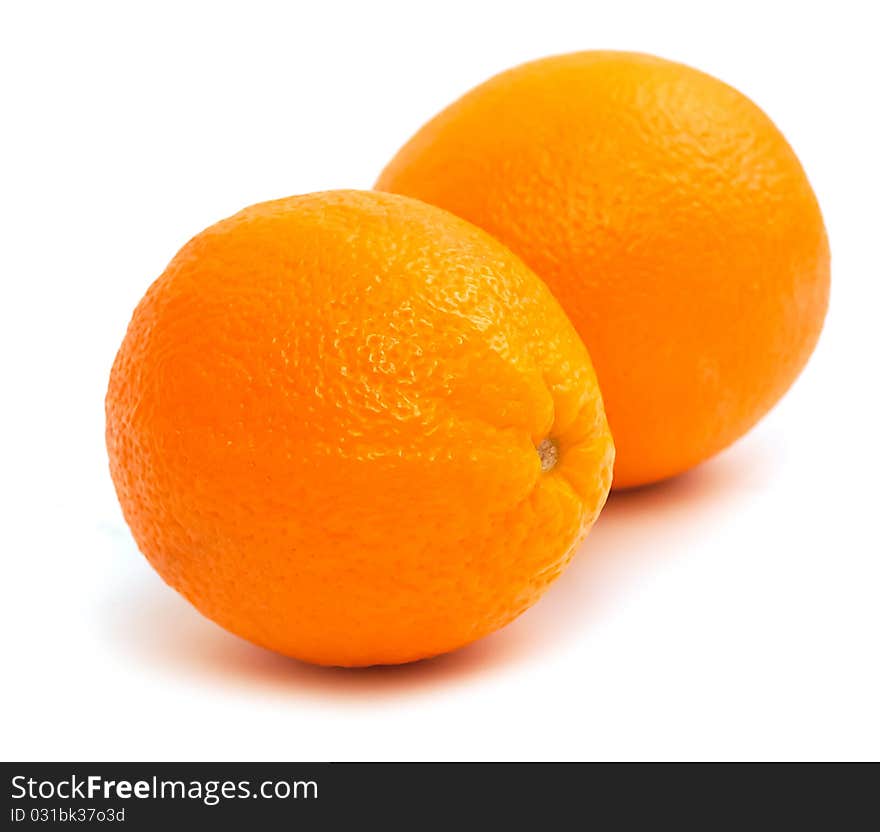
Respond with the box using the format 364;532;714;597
106;190;614;667
376;51;830;488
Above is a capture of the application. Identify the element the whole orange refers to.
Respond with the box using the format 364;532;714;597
376;51;830;488
106;190;614;667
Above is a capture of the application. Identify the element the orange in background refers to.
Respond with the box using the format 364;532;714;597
377;51;830;488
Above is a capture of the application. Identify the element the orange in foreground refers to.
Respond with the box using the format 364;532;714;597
377;51;831;488
106;190;614;667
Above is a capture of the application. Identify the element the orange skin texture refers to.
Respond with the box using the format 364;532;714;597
376;51;831;488
106;190;614;667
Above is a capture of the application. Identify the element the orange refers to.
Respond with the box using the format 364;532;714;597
376;51;830;488
106;190;614;667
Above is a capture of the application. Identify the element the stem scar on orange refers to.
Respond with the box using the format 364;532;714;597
106;190;614;667
376;51;831;488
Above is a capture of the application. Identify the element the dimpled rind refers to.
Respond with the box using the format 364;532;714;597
376;51;831;488
106;190;614;667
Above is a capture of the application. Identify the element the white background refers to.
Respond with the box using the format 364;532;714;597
2;0;878;762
